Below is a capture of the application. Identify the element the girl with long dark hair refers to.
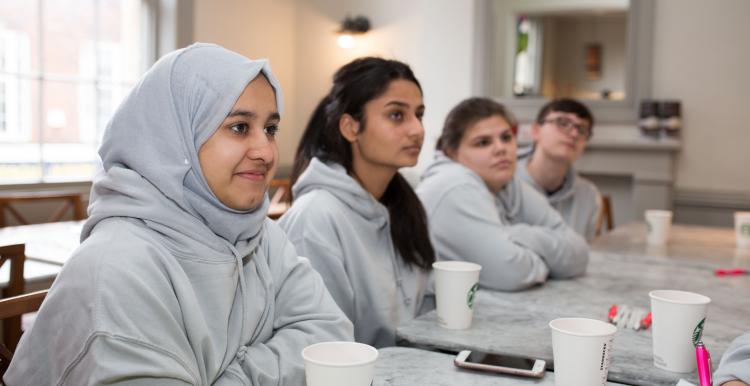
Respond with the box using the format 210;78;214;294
279;57;435;347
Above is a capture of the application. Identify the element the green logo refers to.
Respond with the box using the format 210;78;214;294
741;223;750;236
691;318;706;346
467;283;479;309
646;220;653;234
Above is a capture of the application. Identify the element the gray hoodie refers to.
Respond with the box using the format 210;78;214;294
714;331;750;384
416;153;589;291
5;44;352;385
278;158;431;348
517;147;601;240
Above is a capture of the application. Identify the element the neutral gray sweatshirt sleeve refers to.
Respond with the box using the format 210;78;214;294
62;335;196;385
215;239;354;386
428;185;550;291
507;183;589;278
714;331;750;385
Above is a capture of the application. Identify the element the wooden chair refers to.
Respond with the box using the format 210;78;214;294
0;244;27;353
0;290;48;377
0;190;86;228
595;195;614;237
268;179;292;220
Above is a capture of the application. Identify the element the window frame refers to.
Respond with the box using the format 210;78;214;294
0;0;193;186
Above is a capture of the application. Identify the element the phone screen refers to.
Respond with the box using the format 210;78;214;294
465;352;536;370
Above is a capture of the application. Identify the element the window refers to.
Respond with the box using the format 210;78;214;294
0;0;153;184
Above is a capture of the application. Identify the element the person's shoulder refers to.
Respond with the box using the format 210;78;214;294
281;189;348;229
293;188;348;214
418;162;485;198
516;175;548;201
418;166;496;218
69;218;172;284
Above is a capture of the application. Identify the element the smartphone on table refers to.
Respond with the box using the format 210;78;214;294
454;350;546;378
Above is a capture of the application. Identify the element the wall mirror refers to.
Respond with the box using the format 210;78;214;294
474;0;654;123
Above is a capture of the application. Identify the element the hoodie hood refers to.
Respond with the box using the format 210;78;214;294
82;43;283;252
421;152;523;219
293;158;389;228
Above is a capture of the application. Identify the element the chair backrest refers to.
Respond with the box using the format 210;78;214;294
0;290;48;378
595;195;614;237
0;244;26;352
268;179;292;220
0;190;86;228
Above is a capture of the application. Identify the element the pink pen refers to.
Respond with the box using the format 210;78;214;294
714;268;749;277
695;342;712;386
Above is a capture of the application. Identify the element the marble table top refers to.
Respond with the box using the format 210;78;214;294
375;347;629;385
593;222;747;267
397;225;750;385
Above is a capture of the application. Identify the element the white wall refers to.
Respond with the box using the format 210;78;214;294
193;0;476;176
191;0;750;197
652;0;750;194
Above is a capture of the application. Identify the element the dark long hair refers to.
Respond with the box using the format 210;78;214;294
291;57;435;270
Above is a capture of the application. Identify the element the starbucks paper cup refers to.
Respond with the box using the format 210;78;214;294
433;261;481;330
302;341;378;386
649;290;710;373
550;318;617;386
735;212;750;249
645;210;673;246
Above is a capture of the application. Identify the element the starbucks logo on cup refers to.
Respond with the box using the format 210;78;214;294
466;283;478;309
741;223;750;236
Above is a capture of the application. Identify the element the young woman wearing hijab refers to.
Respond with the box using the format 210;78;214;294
416;97;589;292
278;57;435;348
5;43;352;385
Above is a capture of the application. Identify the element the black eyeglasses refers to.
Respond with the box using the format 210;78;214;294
542;117;591;139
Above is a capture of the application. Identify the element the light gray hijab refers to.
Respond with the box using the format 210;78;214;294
82;43;283;249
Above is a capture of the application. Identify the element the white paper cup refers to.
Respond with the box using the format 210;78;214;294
302;341;378;386
649;290;711;373
735;212;750;249
549;318;617;386
433;261;481;329
645;210;673;246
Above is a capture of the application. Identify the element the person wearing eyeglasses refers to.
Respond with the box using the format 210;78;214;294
516;98;601;240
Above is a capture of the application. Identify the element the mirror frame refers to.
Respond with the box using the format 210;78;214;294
472;0;654;123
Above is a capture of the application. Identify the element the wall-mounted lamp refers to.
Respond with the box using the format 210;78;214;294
337;15;370;49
